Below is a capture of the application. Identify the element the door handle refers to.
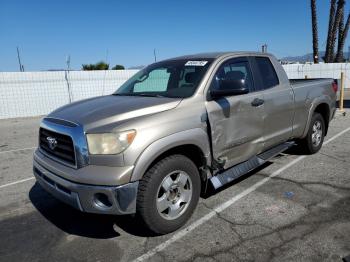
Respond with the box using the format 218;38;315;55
251;98;264;107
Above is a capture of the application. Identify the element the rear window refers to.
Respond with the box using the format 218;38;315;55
255;57;279;89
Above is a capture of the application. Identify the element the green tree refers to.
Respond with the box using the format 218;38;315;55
82;64;95;70
81;61;109;70
94;61;109;70
112;64;125;70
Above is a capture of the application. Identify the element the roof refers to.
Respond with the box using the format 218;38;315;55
162;51;271;61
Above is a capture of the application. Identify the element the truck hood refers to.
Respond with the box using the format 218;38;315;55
48;95;181;128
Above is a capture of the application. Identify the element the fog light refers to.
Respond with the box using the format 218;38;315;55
93;193;113;209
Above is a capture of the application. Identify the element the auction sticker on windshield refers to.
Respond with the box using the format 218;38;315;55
185;61;208;66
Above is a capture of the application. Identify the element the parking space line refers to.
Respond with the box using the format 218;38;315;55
0;147;36;155
133;126;350;262
0;177;35;189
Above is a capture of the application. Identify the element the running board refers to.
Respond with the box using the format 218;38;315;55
209;141;294;190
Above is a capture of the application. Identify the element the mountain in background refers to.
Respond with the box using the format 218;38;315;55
281;51;350;63
128;65;145;69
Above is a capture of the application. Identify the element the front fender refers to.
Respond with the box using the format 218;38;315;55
130;128;211;182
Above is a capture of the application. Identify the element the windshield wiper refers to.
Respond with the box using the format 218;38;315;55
114;93;167;98
136;93;167;97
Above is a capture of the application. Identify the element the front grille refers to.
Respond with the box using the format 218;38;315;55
39;128;76;166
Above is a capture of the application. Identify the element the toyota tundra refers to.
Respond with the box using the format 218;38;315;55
33;52;337;234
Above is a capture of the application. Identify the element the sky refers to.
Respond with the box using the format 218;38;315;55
1;0;350;72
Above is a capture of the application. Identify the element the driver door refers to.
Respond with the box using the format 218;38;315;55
205;57;265;169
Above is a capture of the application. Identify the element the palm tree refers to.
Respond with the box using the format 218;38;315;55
336;13;350;61
329;0;345;62
325;0;337;62
335;2;345;61
311;0;319;63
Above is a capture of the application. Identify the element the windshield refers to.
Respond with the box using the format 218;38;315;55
114;59;213;98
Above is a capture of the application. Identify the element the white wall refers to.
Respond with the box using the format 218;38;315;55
282;63;350;88
0;64;348;119
0;70;138;119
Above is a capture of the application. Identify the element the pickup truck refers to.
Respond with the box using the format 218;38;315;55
33;52;337;234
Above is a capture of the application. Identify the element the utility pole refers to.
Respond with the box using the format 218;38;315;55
153;49;157;62
66;55;71;70
65;55;72;103
16;46;24;72
261;44;268;53
105;49;109;64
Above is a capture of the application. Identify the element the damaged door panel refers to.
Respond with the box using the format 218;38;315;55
205;57;265;169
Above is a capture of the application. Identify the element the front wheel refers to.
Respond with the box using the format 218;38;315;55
300;112;325;154
136;155;201;235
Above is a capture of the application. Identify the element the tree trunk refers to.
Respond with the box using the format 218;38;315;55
336;13;350;62
335;3;345;62
329;0;345;62
325;0;337;62
311;0;319;63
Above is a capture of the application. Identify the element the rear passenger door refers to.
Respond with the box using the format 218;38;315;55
250;56;294;150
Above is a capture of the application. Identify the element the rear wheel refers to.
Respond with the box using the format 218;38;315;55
300;112;325;154
136;155;201;235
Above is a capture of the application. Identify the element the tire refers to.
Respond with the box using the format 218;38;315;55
300;112;325;154
136;154;201;235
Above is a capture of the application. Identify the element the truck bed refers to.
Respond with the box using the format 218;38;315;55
290;78;334;88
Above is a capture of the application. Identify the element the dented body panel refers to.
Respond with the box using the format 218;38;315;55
205;91;265;169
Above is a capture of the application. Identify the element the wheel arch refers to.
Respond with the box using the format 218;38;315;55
302;100;331;138
130;128;211;182
313;103;330;135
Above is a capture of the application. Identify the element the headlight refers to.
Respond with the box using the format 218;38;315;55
86;130;136;155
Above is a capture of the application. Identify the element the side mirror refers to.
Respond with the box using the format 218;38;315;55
210;79;249;98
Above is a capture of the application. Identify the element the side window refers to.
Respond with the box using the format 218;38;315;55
212;60;253;91
255;57;279;89
178;67;196;88
134;68;170;92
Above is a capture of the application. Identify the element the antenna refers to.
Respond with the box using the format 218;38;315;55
153;49;157;62
16;46;24;72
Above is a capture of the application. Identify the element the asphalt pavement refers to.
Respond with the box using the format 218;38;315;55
0;111;349;262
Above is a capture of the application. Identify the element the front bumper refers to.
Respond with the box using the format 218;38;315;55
33;159;138;215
